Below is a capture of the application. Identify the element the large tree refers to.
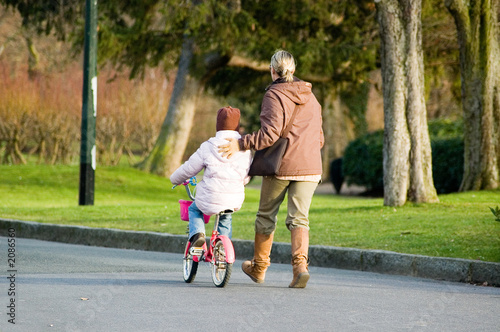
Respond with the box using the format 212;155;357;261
445;0;500;191
376;0;439;206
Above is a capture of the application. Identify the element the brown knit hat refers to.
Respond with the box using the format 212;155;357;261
216;106;240;132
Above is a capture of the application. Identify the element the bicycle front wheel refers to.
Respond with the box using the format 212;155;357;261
211;239;232;287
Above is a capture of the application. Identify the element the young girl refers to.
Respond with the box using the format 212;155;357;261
170;107;252;247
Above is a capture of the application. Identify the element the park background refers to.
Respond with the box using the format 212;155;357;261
0;1;499;263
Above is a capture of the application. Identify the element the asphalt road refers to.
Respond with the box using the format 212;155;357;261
0;237;499;332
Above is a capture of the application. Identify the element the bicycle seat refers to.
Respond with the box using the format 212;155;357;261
219;209;234;215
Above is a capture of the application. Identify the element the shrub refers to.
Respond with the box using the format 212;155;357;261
0;62;168;166
340;120;464;194
428;118;464;139
431;137;463;193
342;130;384;192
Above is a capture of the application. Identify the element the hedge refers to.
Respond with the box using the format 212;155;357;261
336;120;464;194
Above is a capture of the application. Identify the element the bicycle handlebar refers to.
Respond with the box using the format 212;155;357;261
172;176;197;201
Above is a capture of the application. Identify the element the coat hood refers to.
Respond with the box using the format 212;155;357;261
267;77;313;106
207;130;244;163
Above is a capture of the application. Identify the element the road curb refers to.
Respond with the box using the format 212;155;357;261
1;218;498;286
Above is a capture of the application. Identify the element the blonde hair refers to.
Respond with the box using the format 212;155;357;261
270;50;296;83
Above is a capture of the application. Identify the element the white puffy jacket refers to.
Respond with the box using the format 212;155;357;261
170;131;252;216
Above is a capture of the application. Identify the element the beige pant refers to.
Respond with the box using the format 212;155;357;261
255;176;319;235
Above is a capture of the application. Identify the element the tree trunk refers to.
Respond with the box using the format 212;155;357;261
376;0;439;206
446;0;500;191
136;37;200;177
23;25;41;80
404;0;439;203
26;37;40;80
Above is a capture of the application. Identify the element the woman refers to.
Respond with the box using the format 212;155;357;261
219;50;324;288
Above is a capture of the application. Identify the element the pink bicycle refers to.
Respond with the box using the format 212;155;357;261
173;177;235;287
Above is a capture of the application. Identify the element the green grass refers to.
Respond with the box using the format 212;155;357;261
1;164;499;262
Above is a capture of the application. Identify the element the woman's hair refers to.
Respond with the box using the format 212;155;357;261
270;50;296;83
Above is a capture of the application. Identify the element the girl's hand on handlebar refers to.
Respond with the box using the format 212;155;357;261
218;138;241;159
172;177;194;189
181;177;196;186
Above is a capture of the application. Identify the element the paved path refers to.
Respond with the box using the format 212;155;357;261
0;237;499;332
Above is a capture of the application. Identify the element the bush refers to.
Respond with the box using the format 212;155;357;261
0;63;168;166
428;118;464;139
431;137;464;193
342;130;384;192
340;120;464;194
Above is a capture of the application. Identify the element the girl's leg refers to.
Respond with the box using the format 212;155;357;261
217;213;232;239
188;201;206;240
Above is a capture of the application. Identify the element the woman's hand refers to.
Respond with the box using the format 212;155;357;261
218;138;241;159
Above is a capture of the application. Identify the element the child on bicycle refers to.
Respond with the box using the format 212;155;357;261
170;106;252;247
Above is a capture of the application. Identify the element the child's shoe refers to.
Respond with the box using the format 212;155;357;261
190;233;205;247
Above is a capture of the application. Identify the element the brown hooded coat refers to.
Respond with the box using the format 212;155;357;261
240;78;324;176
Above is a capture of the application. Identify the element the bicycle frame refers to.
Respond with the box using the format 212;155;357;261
188;213;235;264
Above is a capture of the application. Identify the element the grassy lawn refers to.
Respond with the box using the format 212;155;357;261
1;164;499;262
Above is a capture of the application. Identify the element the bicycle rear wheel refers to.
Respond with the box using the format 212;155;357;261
211;239;232;287
183;242;198;283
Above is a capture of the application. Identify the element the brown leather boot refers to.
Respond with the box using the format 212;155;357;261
241;232;274;283
289;227;310;288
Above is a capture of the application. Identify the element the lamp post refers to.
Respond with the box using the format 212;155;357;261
79;0;97;205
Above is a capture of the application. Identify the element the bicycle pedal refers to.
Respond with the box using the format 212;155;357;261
189;247;204;256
